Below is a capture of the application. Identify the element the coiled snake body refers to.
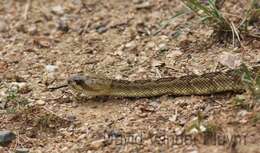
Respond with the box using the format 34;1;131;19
67;66;260;97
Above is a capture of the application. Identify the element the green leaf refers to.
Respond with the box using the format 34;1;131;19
255;75;260;101
240;64;253;84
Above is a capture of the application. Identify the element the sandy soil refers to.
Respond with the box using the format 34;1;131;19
0;0;259;152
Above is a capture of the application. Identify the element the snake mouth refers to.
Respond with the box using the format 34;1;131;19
67;75;106;93
67;74;114;96
68;75;86;86
67;75;89;92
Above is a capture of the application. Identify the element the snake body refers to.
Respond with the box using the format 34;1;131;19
67;66;260;97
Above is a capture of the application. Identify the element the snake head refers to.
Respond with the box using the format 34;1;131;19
67;75;111;96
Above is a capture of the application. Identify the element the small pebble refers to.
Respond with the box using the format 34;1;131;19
67;115;77;122
125;41;136;48
57;19;69;32
146;41;155;49
27;24;38;35
125;41;137;51
77;134;87;141
51;5;64;15
133;0;143;4
96;26;107;34
135;1;153;9
11;82;31;94
15;148;29;153
45;65;58;73
72;0;82;5
36;100;45;105
0;130;16;146
237;110;248;117
89;139;105;150
158;43;169;51
218;52;241;69
175;127;183;135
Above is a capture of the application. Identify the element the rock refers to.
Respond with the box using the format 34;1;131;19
151;59;164;67
146;41;155;49
77;134;87;141
169;114;177;122
252;40;260;49
72;0;82;5
67;115;77;122
175;127;183;135
0;20;8;32
61;146;68;151
0;89;7;108
96;25;108;34
189;150;198;153
0;131;16;146
57;19;69;32
166;49;183;58
11;82;31;94
89;139;105;150
188;127;199;134
36;100;45;106
157;43;169;51
135;1;153;9
34;37;52;48
2;72;26;82
125;41;136;48
18;84;31;94
237;110;248;117
51;5;64;15
27;24;38;35
0;99;7;109
45;65;58;73
15;148;29;153
133;0;143;4
218;52;241;69
125;41;137;51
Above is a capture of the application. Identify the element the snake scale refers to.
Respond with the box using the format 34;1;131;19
67;66;260;97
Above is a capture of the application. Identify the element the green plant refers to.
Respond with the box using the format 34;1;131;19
6;107;17;114
240;64;260;102
182;0;260;45
182;0;230;29
240;0;260;28
6;85;19;101
186;112;219;135
232;95;251;110
5;85;29;112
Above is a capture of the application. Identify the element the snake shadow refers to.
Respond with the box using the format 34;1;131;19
74;91;238;109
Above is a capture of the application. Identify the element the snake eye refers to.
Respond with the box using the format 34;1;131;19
68;75;86;86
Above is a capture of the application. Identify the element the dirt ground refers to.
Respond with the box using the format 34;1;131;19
0;0;260;152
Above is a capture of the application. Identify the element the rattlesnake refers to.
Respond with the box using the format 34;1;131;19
66;66;260;97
